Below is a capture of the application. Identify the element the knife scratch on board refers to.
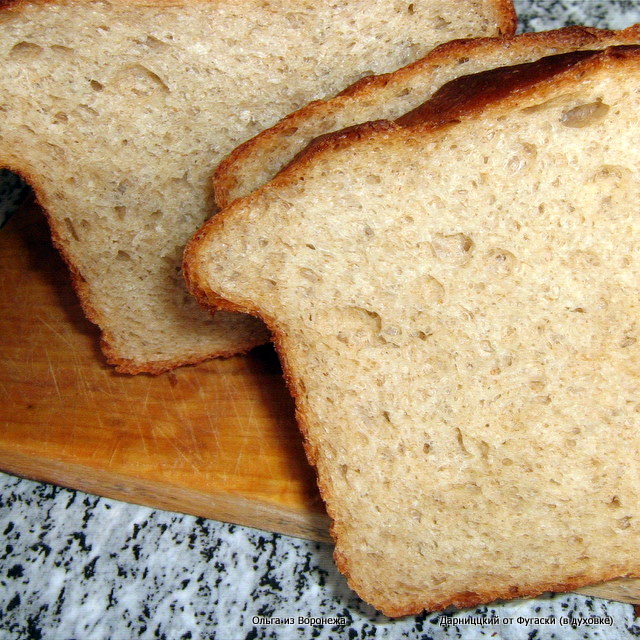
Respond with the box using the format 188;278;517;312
44;349;61;399
194;375;221;452
38;315;72;349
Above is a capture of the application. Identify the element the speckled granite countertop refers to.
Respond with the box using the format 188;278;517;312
3;1;640;638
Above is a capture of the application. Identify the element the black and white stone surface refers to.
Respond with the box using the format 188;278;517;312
1;472;639;639
3;1;640;638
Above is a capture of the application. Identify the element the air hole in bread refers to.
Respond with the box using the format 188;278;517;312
335;306;381;346
113;64;170;96
299;267;321;282
116;250;131;261
114;206;126;220
507;155;526;173
560;100;610;128
433;15;451;30
50;44;74;55
417;275;445;304
455;427;471;456
285;12;307;29
142;35;169;49
90;79;104;92
620;335;636;348
432;232;473;265
79;104;99;117
53;111;68;124
589;164;632;186
8;41;43;60
486;248;516;276
528;379;546;392
63;217;79;241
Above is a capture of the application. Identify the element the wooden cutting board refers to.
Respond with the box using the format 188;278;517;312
1;200;639;606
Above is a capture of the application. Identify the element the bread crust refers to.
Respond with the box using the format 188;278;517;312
184;44;640;615
5;0;505;372
3;163;266;374
213;25;640;208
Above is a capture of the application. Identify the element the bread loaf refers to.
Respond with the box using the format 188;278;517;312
185;46;640;615
0;0;515;373
214;25;640;208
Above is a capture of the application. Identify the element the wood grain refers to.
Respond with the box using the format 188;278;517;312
1;200;638;606
0;199;330;541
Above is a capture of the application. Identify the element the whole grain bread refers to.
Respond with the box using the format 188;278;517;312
214;24;640;208
0;0;516;373
185;46;640;615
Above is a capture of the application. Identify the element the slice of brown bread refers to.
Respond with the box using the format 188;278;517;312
214;24;640;208
185;47;640;616
0;0;516;374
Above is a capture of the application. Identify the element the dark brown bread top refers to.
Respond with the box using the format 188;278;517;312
187;46;640;320
396;45;640;128
188;45;640;323
213;25;640;209
276;45;640;179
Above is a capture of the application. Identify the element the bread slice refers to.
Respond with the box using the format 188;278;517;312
185;47;640;615
214;25;640;208
0;0;516;374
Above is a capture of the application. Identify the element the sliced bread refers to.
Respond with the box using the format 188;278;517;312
0;0;516;373
185;47;640;615
214;24;640;208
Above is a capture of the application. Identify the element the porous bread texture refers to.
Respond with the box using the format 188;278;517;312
214;25;640;208
0;0;515;373
185;48;640;616
214;24;640;208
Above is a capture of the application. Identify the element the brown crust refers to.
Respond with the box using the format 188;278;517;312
0;0;272;375
0;0;244;9
189;46;640;332
184;44;640;616
212;0;519;208
395;48;603;127
262;318;640;617
213;24;640;208
101;336;266;375
493;0;517;36
2;0;499;374
281;46;640;178
370;569;640;617
2;163;265;375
